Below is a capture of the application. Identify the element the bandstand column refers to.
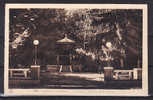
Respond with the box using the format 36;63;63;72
69;54;73;72
56;55;59;65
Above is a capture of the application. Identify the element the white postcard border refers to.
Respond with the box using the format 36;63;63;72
4;4;148;96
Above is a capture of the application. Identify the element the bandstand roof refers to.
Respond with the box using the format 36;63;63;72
56;34;75;43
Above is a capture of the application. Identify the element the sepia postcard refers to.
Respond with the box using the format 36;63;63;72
4;4;148;96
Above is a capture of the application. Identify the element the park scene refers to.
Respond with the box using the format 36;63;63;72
8;8;142;89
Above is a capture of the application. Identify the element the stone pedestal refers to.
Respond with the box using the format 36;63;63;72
133;68;142;80
31;65;40;80
104;67;114;81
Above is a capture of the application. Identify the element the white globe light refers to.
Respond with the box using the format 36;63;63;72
33;40;39;45
12;44;17;49
106;42;112;48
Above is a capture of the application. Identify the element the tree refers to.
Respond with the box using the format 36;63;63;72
9;8;142;70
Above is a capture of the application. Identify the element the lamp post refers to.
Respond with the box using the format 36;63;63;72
33;40;39;65
31;40;40;80
106;42;112;66
104;42;114;81
120;49;125;68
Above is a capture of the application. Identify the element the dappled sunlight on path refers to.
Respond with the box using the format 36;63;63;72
60;73;104;82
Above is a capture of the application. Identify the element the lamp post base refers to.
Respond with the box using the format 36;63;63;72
133;68;142;80
30;65;40;80
104;67;114;81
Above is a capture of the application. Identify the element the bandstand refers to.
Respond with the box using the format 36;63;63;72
56;34;75;72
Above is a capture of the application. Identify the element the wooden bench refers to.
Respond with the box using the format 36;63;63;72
114;70;133;80
9;68;30;78
46;65;82;72
46;65;59;72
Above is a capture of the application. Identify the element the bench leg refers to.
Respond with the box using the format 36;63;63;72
24;71;27;78
129;72;132;80
59;65;63;72
10;71;13;78
69;65;73;72
115;72;119;80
